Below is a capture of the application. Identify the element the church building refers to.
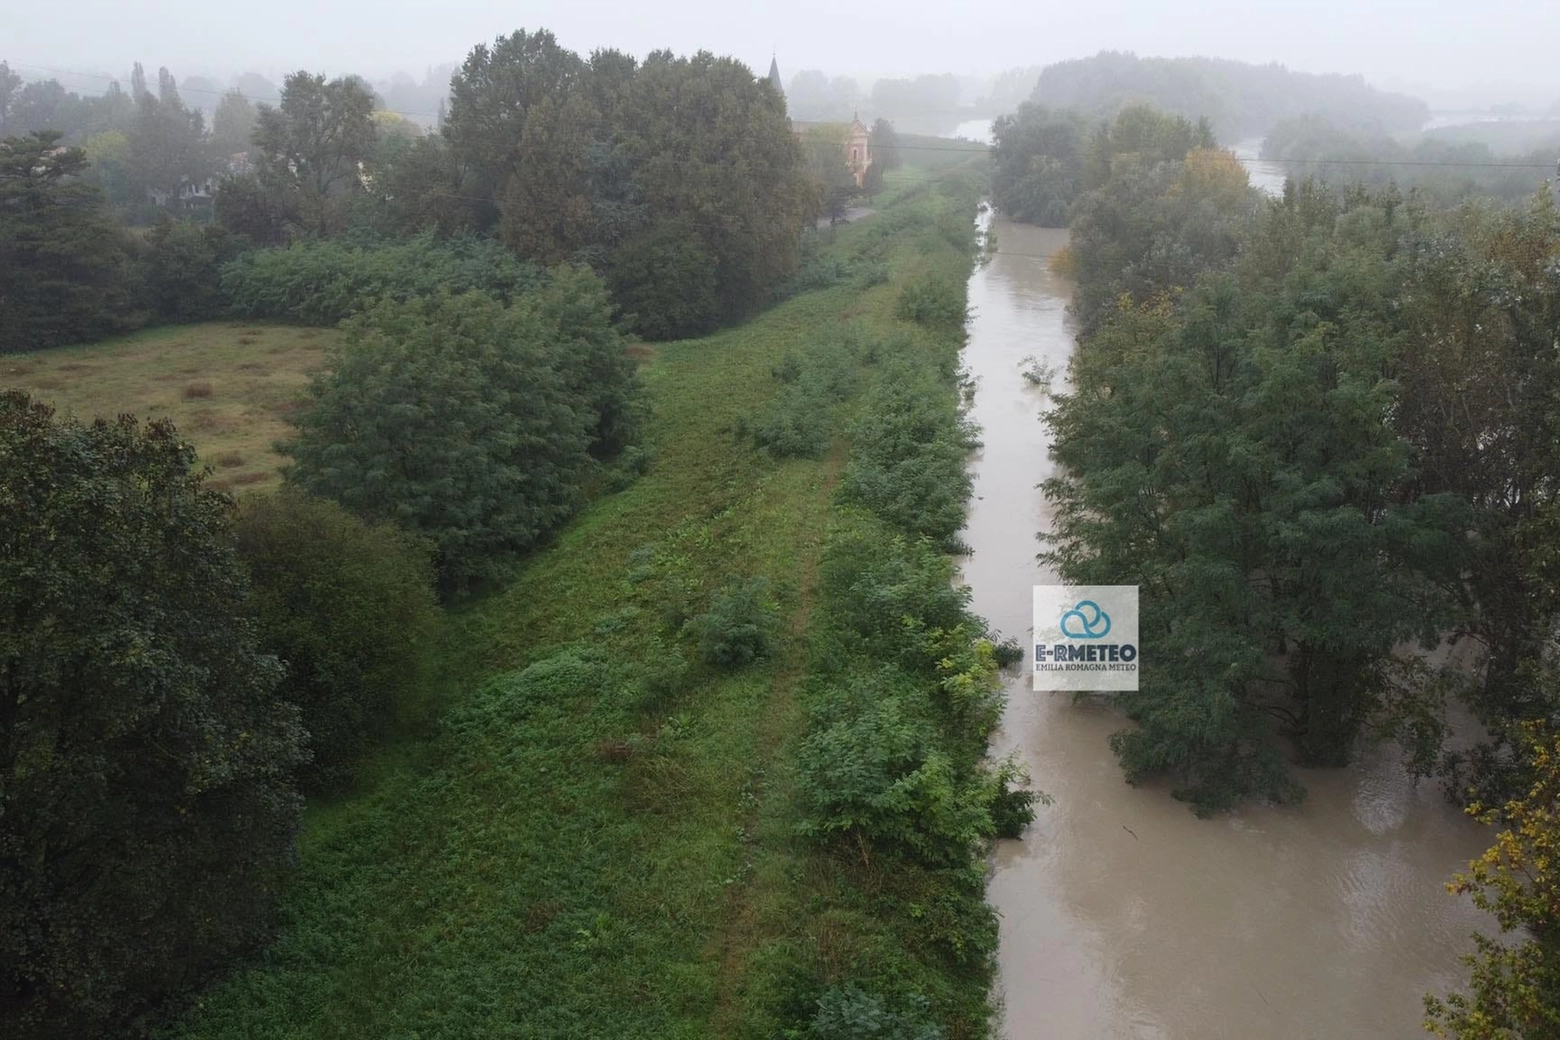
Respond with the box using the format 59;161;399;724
768;57;873;188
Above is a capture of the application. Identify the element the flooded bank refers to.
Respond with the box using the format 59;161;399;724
960;211;1495;1039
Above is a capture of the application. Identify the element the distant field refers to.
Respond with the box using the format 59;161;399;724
1;323;335;492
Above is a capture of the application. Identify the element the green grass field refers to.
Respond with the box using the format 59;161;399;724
28;166;993;1039
3;322;334;492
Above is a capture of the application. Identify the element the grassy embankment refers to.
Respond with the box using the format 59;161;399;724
142;163;998;1038
4;323;333;492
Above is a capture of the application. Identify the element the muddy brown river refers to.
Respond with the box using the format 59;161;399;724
960;213;1497;1039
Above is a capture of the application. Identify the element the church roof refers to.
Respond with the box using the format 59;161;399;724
767;57;783;94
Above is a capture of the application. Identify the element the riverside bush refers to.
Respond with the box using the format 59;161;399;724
894;275;966;328
840;368;975;548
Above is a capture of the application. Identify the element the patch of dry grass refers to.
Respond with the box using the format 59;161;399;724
6;323;335;492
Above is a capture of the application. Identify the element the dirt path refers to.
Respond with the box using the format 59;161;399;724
707;438;849;1035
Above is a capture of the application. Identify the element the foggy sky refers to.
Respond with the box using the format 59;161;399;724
9;0;1559;105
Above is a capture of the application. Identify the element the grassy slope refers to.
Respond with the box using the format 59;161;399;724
170;165;988;1039
3;322;333;492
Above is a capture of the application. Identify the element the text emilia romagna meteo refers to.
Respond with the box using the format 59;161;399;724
1032;585;1140;692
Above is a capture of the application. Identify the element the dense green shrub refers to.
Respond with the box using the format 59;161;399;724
795;672;996;866
750;384;833;459
839;368;975;548
894;275;966;329
686;577;778;667
285;289;610;593
140;219;242;323
808;987;945;1040
221;234;545;325
0;391;303;1038
234;491;442;789
820;518;971;662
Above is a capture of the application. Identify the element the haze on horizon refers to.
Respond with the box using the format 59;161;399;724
9;0;1560;108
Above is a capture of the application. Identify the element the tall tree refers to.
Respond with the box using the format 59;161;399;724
0;62;20;133
0;132;135;351
0;392;304;1038
127;66;210;215
444;28;585;223
252;71;377;236
209;88;256;157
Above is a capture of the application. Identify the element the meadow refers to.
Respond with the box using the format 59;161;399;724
5;322;333;492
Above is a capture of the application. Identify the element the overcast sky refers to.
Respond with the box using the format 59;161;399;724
9;0;1559;105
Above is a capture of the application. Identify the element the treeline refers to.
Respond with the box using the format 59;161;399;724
1041;101;1560;1036
1045;103;1560;812
1261;114;1559;205
1028;51;1427;140
1;30;826;351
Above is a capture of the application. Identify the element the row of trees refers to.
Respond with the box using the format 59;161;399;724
1028;51;1428;140
0;60;265;223
3;30;829;348
1025;102;1560;1034
1043;103;1560;812
1260;113;1560;205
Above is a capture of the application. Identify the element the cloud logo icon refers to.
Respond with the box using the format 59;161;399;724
1060;600;1111;639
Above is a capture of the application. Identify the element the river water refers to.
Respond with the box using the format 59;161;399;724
960;211;1496;1039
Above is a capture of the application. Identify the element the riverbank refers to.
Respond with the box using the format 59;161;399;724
169;165;1005;1038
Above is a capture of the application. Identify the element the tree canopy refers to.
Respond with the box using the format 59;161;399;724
0;392;304;1037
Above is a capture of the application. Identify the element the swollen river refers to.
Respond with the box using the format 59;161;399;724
959;212;1497;1039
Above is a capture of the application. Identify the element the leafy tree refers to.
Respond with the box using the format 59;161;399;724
685;577;777;667
869;117;900;170
234;491;441;789
607;218;720;340
213;172;287;246
990;103;1087;225
209;88;256;157
140;218;237;322
1427;722;1560;1037
127;67;210;217
0;392;304;1038
0;132;136;352
1044;189;1468;811
252;71;378;236
624;50;811;320
497;88;601;260
443;27;586;221
528;264;641;456
802;122;856;223
0;62;20;132
285;290;602;592
82;128;136;210
364;132;480;237
7;79;90;140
